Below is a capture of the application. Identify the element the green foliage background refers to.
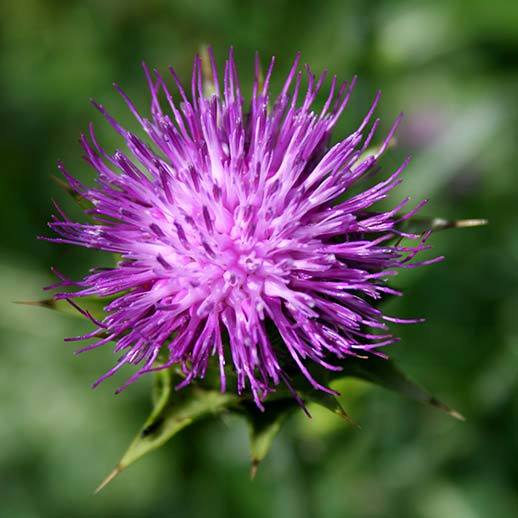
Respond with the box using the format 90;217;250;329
1;1;517;517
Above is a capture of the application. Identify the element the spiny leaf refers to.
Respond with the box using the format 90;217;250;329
303;390;357;427
95;373;238;493
15;296;108;321
151;361;172;407
335;356;464;420
243;399;296;478
244;392;355;477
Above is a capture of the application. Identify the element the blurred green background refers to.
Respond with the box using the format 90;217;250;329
1;0;518;517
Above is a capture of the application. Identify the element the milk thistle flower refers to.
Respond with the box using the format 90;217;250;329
45;49;439;409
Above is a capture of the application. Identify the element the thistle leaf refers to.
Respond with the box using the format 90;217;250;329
335;356;464;420
303;391;356;426
242;382;356;477
243;392;357;478
95;371;238;493
243;399;296;478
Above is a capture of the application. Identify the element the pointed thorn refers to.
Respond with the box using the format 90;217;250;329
447;408;466;422
336;407;361;429
50;174;68;188
429;397;465;421
302;405;312;419
250;459;259;480
14;299;54;308
431;217;488;231
454;218;488;228
94;465;122;494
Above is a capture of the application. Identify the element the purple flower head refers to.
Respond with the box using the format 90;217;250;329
46;49;438;409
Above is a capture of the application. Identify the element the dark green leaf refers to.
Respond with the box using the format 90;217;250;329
243;399;296;478
95;371;238;493
335;356;464;420
302;390;356;426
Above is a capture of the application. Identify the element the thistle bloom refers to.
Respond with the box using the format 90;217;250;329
46;49;437;408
